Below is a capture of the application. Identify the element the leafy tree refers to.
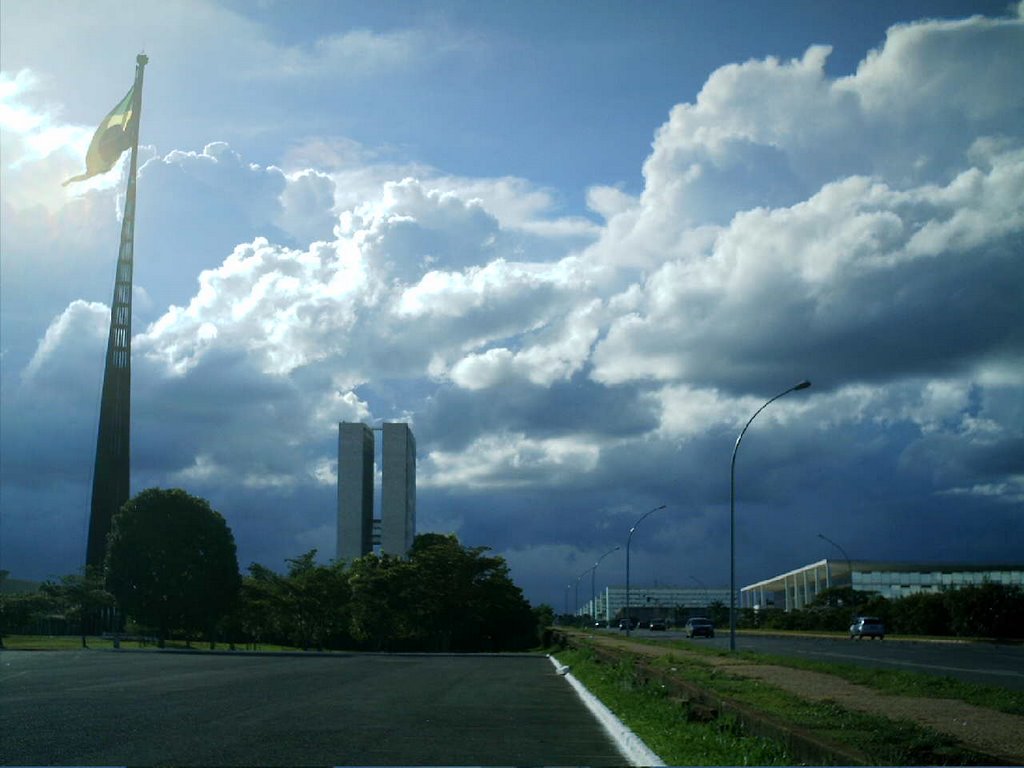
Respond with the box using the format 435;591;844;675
40;567;114;647
809;586;862;610
706;600;729;627
887;592;949;636
105;488;241;647
944;582;1024;638
347;553;419;650
234;562;288;647
345;534;538;652
280;551;351;650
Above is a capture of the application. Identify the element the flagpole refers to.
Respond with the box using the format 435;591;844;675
85;54;148;571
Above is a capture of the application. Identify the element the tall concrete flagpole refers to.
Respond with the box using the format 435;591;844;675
86;54;148;570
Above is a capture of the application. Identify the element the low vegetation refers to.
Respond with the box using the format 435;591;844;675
553;646;792;766
743;584;1024;639
710;646;1024;717
559;637;995;765
1;488;549;653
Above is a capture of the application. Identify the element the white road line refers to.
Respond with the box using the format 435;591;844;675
548;654;665;767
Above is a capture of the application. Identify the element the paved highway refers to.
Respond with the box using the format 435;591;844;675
0;651;626;766
611;628;1024;690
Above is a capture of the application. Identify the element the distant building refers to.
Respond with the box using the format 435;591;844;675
337;423;375;562
741;560;1024;611
381;423;416;556
337;422;416;561
580;585;734;623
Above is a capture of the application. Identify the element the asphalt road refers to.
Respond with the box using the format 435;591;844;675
0;651;626;766
615;628;1024;690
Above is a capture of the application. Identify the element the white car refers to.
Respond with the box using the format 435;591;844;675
849;616;885;640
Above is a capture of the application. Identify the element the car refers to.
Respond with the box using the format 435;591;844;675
684;618;715;638
849;616;885;640
648;619;667;631
617;617;641;630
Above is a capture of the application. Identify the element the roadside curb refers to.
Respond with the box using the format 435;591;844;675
547;653;665;767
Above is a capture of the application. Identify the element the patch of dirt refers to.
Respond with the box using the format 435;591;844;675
581;634;1024;764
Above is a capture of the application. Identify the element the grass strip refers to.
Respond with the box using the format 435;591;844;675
600;635;1001;766
563;634;993;765
653;638;1024;716
554;646;792;766
649;649;988;765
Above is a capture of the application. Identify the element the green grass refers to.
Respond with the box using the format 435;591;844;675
648;638;1024;717
554;647;792;766
563;636;992;765
732;648;1024;716
645;650;983;765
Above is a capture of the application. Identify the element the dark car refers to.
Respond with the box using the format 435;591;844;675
618;617;641;630
649;619;667;631
684;618;715;638
849;616;885;640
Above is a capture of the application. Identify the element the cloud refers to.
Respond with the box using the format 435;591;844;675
3;7;1023;603
591;149;1024;391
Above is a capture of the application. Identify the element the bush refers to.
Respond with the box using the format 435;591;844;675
743;582;1023;639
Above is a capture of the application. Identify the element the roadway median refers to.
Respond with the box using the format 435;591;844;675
551;628;1024;765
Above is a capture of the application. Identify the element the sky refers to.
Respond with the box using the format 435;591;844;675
1;0;1022;611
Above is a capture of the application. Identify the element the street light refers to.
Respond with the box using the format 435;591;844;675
590;546;621;624
690;575;709;607
625;504;667;636
730;380;811;652
818;533;852;589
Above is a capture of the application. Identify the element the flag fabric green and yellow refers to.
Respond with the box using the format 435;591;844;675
63;85;137;186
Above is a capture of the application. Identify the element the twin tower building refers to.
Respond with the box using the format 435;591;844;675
337;422;416;561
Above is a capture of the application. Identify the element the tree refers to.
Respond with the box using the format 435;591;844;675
944;582;1024;638
347;553;419;650
279;551;351;650
40;567;113;647
105;488;241;647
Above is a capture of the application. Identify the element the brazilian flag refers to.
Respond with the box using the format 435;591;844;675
63;85;137;186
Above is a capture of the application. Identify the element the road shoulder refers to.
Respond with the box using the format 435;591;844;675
563;630;1024;764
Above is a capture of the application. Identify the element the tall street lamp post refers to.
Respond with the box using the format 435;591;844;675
730;380;811;652
818;532;853;591
625;504;667;636
690;574;709;608
574;572;584;619
590;546;621;624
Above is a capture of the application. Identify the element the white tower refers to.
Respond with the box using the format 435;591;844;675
382;423;416;556
337;422;416;560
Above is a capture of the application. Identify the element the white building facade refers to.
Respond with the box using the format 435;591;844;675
741;560;1024;611
579;585;734;623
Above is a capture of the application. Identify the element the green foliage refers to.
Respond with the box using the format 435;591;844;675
347;552;419;650
944;582;1024;638
1;571;56;641
105;488;241;646
230;551;353;650
348;533;538;651
233;534;540;652
554;647;792;765
533;603;554;635
40;567;114;647
750;582;1024;638
705;600;729;626
281;551;352;650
